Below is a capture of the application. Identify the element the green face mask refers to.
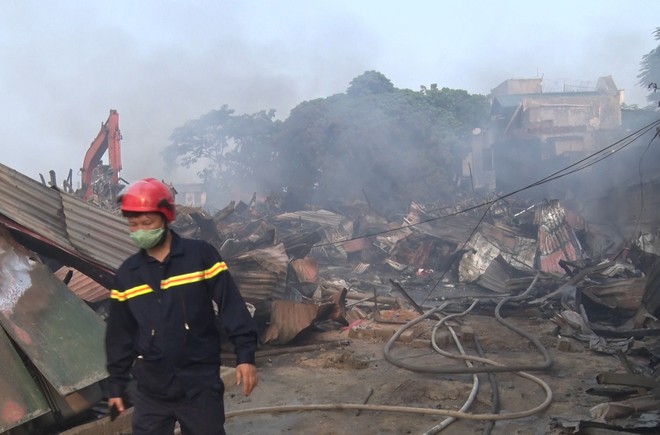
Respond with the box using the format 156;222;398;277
130;227;166;250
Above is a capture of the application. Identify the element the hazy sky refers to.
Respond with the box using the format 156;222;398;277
1;0;658;188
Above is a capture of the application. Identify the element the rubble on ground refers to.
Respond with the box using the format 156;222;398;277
2;157;660;432
169;193;660;431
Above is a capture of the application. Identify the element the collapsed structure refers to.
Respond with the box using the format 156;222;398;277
1;77;660;433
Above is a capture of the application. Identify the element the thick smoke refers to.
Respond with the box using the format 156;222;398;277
0;1;657;197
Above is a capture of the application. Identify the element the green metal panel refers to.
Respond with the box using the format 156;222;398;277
0;230;108;397
0;327;50;432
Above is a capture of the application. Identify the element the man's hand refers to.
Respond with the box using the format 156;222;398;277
108;396;125;420
236;363;258;396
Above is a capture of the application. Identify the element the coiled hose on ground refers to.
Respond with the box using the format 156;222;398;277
226;274;553;426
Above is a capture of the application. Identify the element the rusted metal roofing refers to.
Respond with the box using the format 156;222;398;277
54;267;110;303
0;162;136;272
535;200;583;275
290;257;319;284
228;243;289;304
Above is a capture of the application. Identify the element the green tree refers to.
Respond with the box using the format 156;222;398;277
162;105;279;205
274;73;489;215
346;70;395;96
638;27;660;106
164;71;489;215
420;85;490;134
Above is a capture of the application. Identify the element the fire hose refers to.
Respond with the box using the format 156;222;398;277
226;275;553;424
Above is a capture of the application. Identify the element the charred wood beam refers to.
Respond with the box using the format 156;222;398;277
389;280;424;314
532;261;615;304
616;349;636;375
321;285;400;306
585;386;639;400
590;395;660;421
590;327;660;338
281;229;322;259
189;212;220;243
558;259;581;277
596;372;658;389
214;200;236;222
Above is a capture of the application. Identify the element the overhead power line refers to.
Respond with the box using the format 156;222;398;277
315;116;660;249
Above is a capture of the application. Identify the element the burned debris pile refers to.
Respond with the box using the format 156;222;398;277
172;193;660;430
230;194;660;430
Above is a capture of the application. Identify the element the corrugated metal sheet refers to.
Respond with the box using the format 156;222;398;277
229;243;288;304
262;300;319;344
415;212;537;271
414;214;483;245
0;162;135;271
535;200;583;275
459;232;500;284
0;164;70;248
54;267;109;303
60;194;135;268
0;228;107;396
0;327;50;433
274;210;343;227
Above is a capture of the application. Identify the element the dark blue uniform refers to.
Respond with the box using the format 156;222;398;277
105;230;258;434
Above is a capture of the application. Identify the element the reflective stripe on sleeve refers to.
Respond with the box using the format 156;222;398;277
160;261;228;290
111;262;228;301
110;284;153;302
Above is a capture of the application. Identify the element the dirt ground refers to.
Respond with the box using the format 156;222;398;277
222;313;624;435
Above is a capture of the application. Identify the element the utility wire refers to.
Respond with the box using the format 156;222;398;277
308;116;660;305
419;117;660;304
632;127;660;244
313;117;660;249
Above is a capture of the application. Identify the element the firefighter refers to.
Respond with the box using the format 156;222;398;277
105;178;258;435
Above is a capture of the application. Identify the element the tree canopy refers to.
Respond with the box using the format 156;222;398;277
163;72;489;215
346;70;395;96
162;105;280;204
638;27;660;106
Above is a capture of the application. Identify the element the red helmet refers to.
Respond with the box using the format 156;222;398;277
118;178;176;222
